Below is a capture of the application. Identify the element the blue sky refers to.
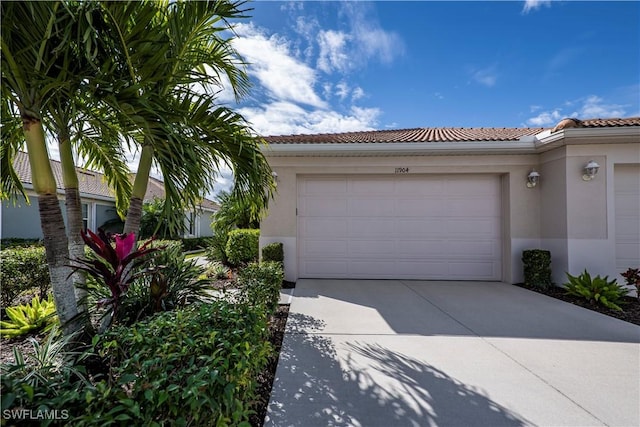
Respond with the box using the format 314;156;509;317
217;0;640;136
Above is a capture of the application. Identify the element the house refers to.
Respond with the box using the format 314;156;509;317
1;152;218;240
259;117;640;285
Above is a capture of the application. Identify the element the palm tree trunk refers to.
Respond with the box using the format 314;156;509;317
123;143;154;236
59;132;88;315
23;117;81;336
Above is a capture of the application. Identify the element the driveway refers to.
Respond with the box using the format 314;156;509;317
265;280;640;427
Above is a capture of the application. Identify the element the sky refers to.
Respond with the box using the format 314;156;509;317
217;0;639;136
46;0;640;198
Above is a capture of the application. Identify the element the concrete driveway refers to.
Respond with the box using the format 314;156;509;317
265;280;640;427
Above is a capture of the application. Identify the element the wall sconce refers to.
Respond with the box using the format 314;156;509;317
272;171;278;186
582;160;600;181
526;170;540;188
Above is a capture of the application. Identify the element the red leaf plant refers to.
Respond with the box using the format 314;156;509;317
70;229;161;318
620;268;640;301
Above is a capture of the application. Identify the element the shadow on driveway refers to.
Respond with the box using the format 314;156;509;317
266;313;529;427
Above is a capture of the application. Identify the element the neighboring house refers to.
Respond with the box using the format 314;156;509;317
259;117;640;285
141;175;218;238
1;152;218;240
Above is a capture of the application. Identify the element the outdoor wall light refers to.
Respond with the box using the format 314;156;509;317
272;171;278;186
526;170;540;188
582;160;600;181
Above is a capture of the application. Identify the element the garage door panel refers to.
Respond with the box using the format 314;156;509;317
350;179;395;194
300;218;347;237
300;198;347;216
395;179;445;196
348;199;395;216
305;178;347;194
397;240;447;257
395;199;445;216
348;240;395;256
396;219;447;236
447;240;498;258
301;240;347;256
303;261;348;276
298;175;502;280
349;219;396;236
449;261;497;278
447;198;498;216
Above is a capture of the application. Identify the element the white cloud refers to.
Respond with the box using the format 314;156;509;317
315;2;404;74
522;0;552;14
526;109;563;126
525;95;629;126
239;102;380;136
318;30;351;73
335;81;350;101
471;67;498;87
352;87;365;101
233;23;326;108
576;95;626;118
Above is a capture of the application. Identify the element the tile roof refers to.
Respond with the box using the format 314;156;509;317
13;152;219;210
264;117;640;144
14;151;114;198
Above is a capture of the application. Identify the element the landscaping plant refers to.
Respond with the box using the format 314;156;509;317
0;295;58;338
117;244;214;325
83;301;273;426
238;262;284;313
620;268;640;301
0;246;50;307
262;242;284;264
226;229;260;267
69;229;160;322
522;249;552;289
564;270;628;311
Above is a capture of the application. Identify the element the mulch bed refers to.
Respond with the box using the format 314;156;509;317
514;283;640;326
250;304;289;427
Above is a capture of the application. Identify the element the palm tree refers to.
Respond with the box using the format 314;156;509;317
90;0;274;239
1;2;83;335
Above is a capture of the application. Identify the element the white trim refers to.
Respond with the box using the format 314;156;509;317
263;140;538;156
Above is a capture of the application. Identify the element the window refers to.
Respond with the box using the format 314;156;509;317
82;203;89;231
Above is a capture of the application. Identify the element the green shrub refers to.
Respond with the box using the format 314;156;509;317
565;270;628;311
84;301;272;425
262;242;284;264
206;231;230;264
0;295;58;338
522;249;552;289
0;238;43;249
225;229;260;267
238;262;284;313
0;246;50;307
181;236;212;252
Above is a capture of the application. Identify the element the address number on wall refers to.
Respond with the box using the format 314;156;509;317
395;167;410;174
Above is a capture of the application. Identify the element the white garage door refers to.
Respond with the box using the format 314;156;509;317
615;164;640;271
298;175;502;280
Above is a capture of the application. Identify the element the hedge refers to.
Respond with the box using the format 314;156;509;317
225;229;260;266
0;246;50;307
522;249;552;289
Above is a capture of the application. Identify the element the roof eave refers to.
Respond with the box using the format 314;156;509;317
535;126;640;151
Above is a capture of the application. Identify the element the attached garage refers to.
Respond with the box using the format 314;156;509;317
297;174;502;280
260;118;639;283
